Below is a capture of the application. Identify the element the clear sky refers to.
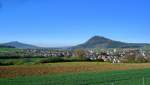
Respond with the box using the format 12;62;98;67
0;0;150;47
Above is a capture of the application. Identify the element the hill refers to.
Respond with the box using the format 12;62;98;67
1;41;38;49
0;45;15;48
73;36;149;49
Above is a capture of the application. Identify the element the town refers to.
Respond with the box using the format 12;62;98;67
0;48;150;63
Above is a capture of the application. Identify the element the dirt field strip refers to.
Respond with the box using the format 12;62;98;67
1;62;150;78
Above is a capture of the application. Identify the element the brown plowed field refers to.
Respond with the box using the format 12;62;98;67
0;62;150;78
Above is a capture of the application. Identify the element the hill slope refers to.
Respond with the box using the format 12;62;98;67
73;36;149;49
1;41;38;49
0;45;15;48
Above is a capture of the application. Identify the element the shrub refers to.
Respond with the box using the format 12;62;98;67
13;59;27;65
34;56;92;64
35;57;64;64
73;49;86;59
64;56;91;62
134;56;147;63
0;61;5;66
0;59;28;66
120;55;136;63
0;60;14;65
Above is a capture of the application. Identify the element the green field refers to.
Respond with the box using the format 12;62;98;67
0;69;150;85
1;62;150;85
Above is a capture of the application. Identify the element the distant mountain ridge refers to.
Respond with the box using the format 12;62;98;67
73;36;149;49
0;41;38;49
0;36;149;49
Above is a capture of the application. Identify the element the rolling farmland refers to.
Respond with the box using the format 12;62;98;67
1;62;150;85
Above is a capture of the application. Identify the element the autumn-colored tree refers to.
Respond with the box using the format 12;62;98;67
74;49;86;59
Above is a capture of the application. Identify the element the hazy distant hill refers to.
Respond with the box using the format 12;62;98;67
73;36;149;49
1;41;38;49
0;45;15;48
1;36;149;49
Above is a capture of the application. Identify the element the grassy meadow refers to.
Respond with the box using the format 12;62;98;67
1;69;150;85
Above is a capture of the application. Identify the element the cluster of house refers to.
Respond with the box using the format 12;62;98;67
22;49;73;57
22;48;150;63
86;48;150;63
1;48;150;63
86;49;121;63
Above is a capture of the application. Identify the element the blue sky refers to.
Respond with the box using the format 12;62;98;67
0;0;150;47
